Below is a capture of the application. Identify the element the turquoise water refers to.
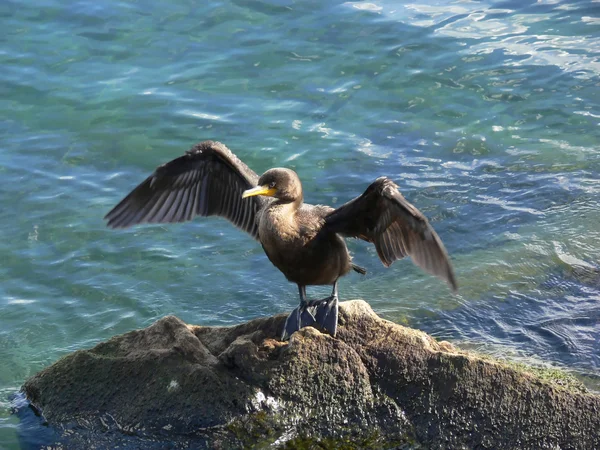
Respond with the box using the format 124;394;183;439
2;0;600;446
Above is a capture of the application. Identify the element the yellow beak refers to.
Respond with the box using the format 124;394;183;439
242;185;277;198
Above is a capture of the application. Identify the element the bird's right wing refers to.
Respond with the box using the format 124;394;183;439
104;141;266;240
324;177;457;291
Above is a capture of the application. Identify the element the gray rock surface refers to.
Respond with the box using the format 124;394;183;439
22;300;600;449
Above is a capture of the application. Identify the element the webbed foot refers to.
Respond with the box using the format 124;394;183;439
313;295;339;337
281;301;317;340
281;282;340;340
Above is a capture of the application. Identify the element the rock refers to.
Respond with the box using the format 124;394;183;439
20;300;600;449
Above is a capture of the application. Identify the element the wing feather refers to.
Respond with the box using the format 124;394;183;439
232;185;243;227
167;188;186;222
324;177;457;291
183;182;197;221
198;174;210;216
104;141;265;240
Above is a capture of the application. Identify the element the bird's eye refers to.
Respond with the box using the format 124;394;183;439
269;181;276;188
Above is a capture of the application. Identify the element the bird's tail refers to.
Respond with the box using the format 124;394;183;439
352;263;367;275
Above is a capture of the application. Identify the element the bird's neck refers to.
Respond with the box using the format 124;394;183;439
274;193;303;210
263;199;302;240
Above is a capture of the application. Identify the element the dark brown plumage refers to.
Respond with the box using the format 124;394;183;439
105;140;457;339
105;141;265;237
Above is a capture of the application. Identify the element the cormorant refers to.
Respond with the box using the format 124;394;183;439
105;141;457;340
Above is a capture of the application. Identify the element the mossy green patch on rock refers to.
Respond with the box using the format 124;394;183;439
20;300;600;449
469;352;590;394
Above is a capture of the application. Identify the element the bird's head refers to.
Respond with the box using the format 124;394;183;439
242;168;303;203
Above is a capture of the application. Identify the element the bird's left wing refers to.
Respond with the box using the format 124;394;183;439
323;177;457;291
104;141;266;239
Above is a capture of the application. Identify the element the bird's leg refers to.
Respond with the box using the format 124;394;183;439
313;280;339;337
281;285;317;340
